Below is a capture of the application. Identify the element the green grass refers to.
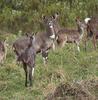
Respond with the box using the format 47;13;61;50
0;34;98;100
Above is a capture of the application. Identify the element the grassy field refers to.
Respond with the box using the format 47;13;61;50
0;34;98;100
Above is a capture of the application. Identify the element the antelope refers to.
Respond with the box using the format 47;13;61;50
17;35;36;87
0;40;7;64
84;17;98;49
56;18;86;51
13;16;57;65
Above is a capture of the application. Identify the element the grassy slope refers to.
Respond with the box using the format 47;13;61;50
0;34;98;100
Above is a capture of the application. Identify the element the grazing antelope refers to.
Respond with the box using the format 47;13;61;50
17;35;36;87
84;17;98;49
13;16;57;65
56;18;86;51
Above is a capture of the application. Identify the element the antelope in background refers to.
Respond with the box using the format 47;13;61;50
13;15;57;65
56;18;86;51
84;17;98;50
0;40;7;64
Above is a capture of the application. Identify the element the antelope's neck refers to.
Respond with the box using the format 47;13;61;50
78;26;84;35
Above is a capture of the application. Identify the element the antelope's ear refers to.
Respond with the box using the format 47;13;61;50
25;33;29;37
75;16;80;20
42;15;48;23
75;17;78;22
32;32;37;37
52;12;59;20
75;17;82;23
25;32;33;38
42;14;46;20
52;15;55;19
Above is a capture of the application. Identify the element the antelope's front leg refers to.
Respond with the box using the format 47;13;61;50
41;49;48;65
28;67;33;87
76;41;80;52
23;62;28;87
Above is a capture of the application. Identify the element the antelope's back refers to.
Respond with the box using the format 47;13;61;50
13;36;31;56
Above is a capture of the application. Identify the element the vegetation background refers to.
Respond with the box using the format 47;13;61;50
0;0;98;100
0;0;98;33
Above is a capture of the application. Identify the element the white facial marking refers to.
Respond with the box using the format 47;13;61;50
84;18;91;24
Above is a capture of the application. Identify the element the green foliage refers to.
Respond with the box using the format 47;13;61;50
0;0;98;33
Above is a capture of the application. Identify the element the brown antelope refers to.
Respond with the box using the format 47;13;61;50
17;35;36;87
13;16;57;65
84;17;98;50
56;18;86;51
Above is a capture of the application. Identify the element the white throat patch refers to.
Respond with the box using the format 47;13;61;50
50;34;55;39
